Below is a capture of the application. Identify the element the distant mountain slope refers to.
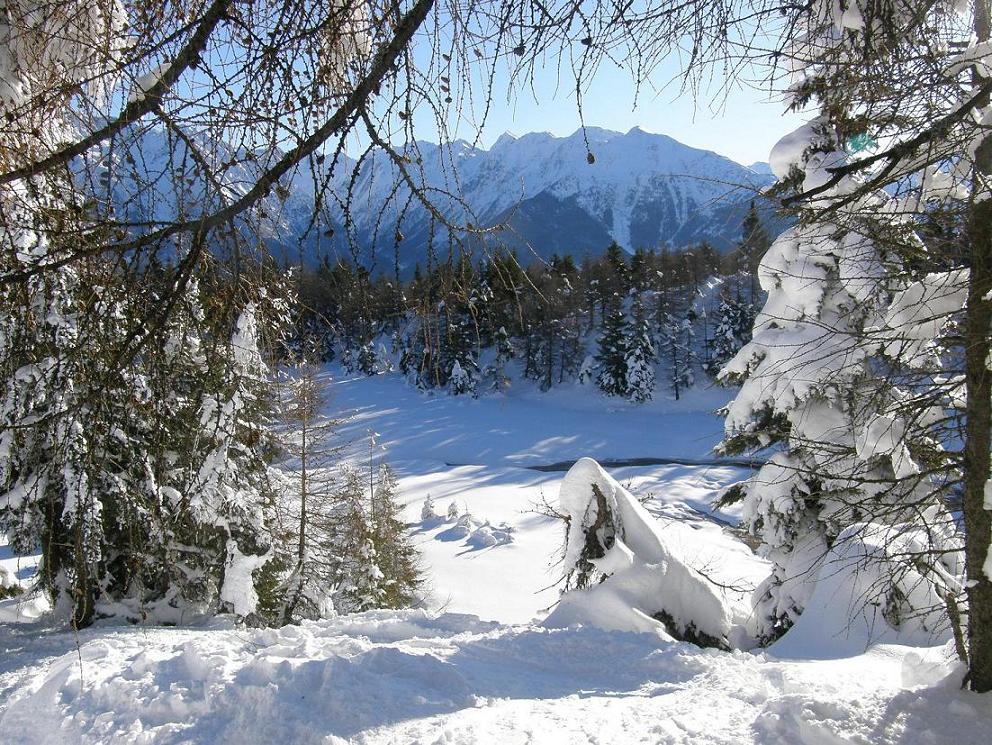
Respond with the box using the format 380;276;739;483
105;126;776;272
339;127;774;270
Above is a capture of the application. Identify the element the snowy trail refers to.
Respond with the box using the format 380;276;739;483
0;611;982;745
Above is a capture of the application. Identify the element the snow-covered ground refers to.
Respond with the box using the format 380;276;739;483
0;610;980;745
1;370;987;744
326;370;749;624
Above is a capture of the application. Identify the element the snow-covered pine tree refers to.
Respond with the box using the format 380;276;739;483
717;12;963;643
706;291;756;377
625;296;656;402
595;306;629;397
421;494;438;521
189;302;283;622
0;253;135;627
444;310;479;395
368;465;420;609
485;325;515;392
335;465;420;612
0;10;202;626
357;341;378;376
449;360;476;396
340;533;387;613
340;346;356;373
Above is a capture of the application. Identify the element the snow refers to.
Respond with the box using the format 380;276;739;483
0;610;983;744
0;370;985;743
313;368;749;624
220;540;272;618
877;270;968;368
768;120;822;179
547;458;766;647
127;61;171;103
770;521;958;660
329;367;735;469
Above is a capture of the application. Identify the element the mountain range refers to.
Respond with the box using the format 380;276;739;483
105;126;776;273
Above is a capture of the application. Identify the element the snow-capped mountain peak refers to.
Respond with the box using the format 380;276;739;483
106;125;775;273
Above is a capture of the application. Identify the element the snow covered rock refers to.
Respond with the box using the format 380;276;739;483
544;458;768;649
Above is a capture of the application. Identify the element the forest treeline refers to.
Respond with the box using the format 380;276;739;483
293;203;772;403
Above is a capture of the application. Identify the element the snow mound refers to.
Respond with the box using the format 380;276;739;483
769;522;957;660
465;522;514;549
544;458;768;648
435;513;514;551
0;593;48;623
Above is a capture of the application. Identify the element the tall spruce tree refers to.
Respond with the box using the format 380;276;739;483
625;297;657;403
595;306;629;398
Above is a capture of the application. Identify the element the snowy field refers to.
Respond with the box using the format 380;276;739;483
0;370;988;744
323;371;751;624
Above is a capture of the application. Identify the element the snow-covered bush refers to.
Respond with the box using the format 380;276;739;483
449;359;477;396
770;521;960;659
421;494;439;522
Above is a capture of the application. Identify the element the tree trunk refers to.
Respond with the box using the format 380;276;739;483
965;163;992;693
963;0;992;693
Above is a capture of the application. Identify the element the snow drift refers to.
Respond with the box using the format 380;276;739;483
544;458;767;648
770;521;958;660
0;608;978;745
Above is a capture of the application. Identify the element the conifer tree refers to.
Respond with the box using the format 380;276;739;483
368;465;420;609
719;126;961;645
190;303;283;622
486;326;515;392
625;297;657;403
595;306;629;398
707;291;757;377
660;313;695;400
357;341;379;376
445;311;479;395
335;465;420;612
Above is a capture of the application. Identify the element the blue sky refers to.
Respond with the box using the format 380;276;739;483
405;49;808;167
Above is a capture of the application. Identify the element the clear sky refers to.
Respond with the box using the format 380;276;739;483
403;49;808;167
